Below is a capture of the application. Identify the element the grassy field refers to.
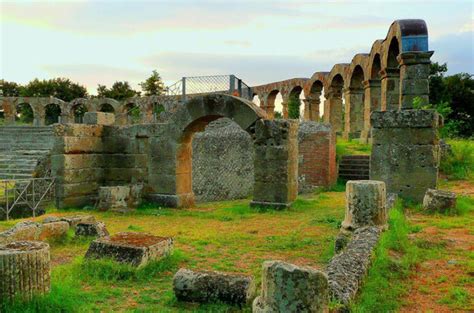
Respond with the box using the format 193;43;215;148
1;136;472;312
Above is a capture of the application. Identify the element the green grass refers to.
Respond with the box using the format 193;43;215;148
336;137;371;162
352;200;421;312
440;139;474;180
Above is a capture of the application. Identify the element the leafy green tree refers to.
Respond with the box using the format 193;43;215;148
0;80;22;96
97;81;140;100
139;70;166;96
287;94;301;119
274;111;283;119
20;78;87;101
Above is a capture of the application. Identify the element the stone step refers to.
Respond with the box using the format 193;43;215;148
340;155;370;160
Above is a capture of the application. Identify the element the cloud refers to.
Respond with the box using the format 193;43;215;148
431;31;474;74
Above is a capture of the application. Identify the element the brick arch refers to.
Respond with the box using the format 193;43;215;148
151;94;267;207
325;64;349;132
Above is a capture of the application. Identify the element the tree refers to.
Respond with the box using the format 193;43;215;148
20;78;87;102
139;70;166;96
97;81;140;100
287;94;300;119
0;80;22;96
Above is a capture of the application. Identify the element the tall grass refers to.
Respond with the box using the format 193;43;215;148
440;139;474;180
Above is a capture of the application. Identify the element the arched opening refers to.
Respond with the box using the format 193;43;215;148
383;38;401;110
288;86;303;120
100;103;115;113
45;103;61;125
327;74;345;132
267;90;280;119
252;94;260;107
371;54;382;80
125;103;141;124
0;106;4;126
72;104;87;123
346;65;365;138
370;53;382;111
308;81;324;121
15;103;34;125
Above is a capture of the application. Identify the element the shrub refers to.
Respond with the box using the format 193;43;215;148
440;140;474;180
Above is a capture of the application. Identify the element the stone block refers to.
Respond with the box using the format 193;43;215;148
253;260;328;313
83;112;115;125
85;232;173;267
38;221;70;241
97;186;130;211
371;109;439;129
423;189;457;213
75;222;109;238
342;180;387;230
173;268;255;306
60;215;96;228
0;222;41;245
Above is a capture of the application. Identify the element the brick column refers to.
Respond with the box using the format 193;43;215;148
398;51;433;109
323;89;343;133
360;79;381;143
251;119;299;209
281;101;288;119
370;109;440;203
302;97;320;121
380;67;400;111
343;87;364;140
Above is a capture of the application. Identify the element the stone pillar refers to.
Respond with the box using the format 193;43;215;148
253;260;329;313
398;51;433;110
370;110;440;202
323;89;343;133
303;97;320;121
281;101;288;119
380;67;400;111
251;119;298;209
2;99;15;125
60;112;70;124
342;180;388;230
33;112;45;126
343;87;364;140
360;79;381;143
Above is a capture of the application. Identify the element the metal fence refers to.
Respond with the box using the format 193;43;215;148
0;177;55;220
181;74;253;101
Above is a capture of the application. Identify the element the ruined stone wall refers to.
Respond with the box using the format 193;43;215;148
370;109;440;202
298;122;337;192
192;118;254;202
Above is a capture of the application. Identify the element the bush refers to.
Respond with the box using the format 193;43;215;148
440;140;474;180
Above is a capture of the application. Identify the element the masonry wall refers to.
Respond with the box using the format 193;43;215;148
192;118;253;202
298;122;337;192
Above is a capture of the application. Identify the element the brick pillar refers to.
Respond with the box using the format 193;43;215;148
360;79;381;143
302;97;320;121
380;67;400;111
370;109;440;203
343;87;364;140
324;89;343;133
2;99;15;125
281;101;288;119
398;51;433;109
251;119;299;209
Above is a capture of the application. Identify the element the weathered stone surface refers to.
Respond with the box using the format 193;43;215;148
60;215;96;227
253;260;328;313
173;268;254;306
334;230;352;253
85;232;173;267
75;222;109;238
0;241;51;302
423;188;457;213
38;221;69;241
371;109;439;129
42;216;60;224
251;119;299;209
83;112;115;125
97;186;130;211
327;226;381;306
342;180;387;230
0;221;41;245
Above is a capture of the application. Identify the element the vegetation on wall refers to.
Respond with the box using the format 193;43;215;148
287;94;300;119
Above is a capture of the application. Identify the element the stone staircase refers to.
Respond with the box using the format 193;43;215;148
0;126;55;179
338;155;370;181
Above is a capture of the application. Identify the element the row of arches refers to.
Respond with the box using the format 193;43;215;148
252;19;431;141
0;97;169;126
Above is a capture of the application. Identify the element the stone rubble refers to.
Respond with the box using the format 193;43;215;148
423;188;457;213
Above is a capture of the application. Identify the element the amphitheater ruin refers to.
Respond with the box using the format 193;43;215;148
0;19;445;310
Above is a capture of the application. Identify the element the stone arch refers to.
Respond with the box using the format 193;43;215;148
344;62;366;139
288;85;303;119
150;94;267;207
15;101;35;125
304;72;328;121
266;89;280;119
325;64;348;132
123;101;141;124
69;98;92;124
97;98;120;114
44;102;62;125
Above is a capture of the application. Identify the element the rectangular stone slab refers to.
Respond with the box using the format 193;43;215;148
85;232;173;267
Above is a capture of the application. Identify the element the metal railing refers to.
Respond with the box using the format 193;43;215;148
0;177;55;220
181;74;253;101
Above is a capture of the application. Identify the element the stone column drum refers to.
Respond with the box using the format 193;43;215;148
0;241;51;302
342;180;387;230
250;119;299;209
253;260;329;313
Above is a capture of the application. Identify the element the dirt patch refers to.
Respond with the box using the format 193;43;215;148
107;232;169;247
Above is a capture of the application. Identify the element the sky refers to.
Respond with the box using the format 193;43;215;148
1;0;473;97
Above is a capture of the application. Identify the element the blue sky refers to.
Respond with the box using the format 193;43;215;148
1;0;473;95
